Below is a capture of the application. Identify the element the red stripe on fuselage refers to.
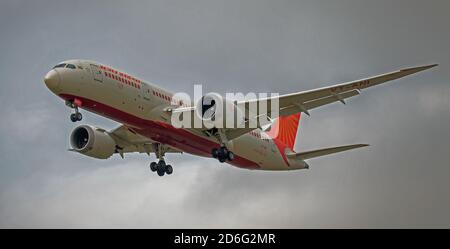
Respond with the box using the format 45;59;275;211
60;94;260;170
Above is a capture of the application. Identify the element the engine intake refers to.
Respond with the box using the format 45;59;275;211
70;125;116;159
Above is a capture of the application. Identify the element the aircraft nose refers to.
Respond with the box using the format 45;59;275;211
44;69;61;91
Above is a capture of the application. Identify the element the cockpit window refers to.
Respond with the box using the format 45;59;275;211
53;63;66;69
66;64;76;69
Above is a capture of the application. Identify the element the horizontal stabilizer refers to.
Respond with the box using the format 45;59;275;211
287;144;369;160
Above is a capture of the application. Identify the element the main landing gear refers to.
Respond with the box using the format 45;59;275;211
209;128;234;163
149;160;173;177
149;143;173;177
212;146;234;163
66;100;83;122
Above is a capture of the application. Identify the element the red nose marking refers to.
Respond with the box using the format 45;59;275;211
73;98;83;107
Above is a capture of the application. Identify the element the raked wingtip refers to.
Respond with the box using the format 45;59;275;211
401;63;439;73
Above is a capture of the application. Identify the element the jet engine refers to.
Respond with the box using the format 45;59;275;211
70;125;116;159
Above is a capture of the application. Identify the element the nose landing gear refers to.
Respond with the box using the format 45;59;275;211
70;111;83;122
66;99;83;122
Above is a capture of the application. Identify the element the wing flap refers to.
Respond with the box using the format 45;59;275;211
279;89;360;116
108;125;152;146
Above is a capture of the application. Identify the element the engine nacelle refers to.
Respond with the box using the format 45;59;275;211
195;93;246;129
70;125;116;159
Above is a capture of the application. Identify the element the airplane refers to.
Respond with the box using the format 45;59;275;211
44;60;437;176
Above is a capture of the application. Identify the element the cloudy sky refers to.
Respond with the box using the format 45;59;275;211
1;0;449;228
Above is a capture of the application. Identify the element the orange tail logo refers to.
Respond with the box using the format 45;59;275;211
267;113;301;150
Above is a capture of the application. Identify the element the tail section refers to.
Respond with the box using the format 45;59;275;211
267;113;301;150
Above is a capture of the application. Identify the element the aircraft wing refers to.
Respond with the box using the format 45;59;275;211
229;64;437;139
108;125;182;157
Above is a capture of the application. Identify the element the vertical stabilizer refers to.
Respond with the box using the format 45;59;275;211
267;113;301;150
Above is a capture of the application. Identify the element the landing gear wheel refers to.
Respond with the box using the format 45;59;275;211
150;144;174;176
70;113;77;122
158;160;166;167
70;112;82;122
218;147;227;163
157;169;165;177
213;146;234;163
227;151;235;161
165;165;173;175
212;148;218;158
156;160;166;177
150;162;157;172
76;112;83;121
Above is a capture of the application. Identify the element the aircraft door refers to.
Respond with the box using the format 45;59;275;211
140;84;152;112
90;64;103;83
142;84;152;102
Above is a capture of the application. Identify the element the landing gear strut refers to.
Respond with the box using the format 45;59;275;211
149;143;173;176
66;100;83;122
